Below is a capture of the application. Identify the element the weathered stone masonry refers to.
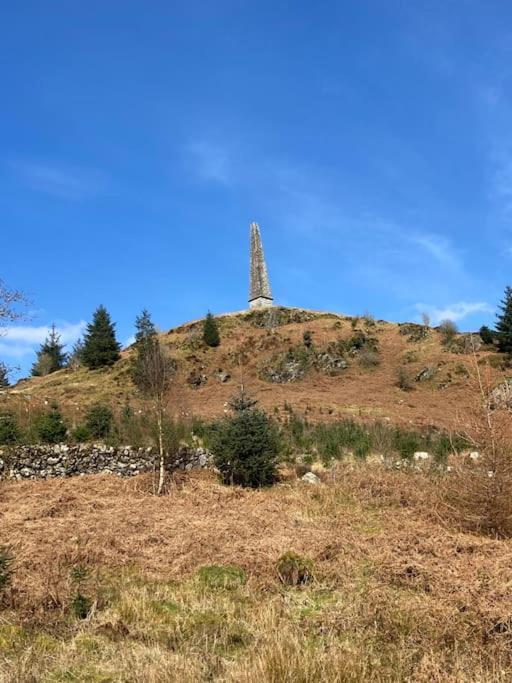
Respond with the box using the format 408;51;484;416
0;444;212;480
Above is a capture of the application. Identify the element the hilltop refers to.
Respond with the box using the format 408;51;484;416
2;307;504;432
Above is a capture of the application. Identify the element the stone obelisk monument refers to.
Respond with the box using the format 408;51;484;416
249;222;273;309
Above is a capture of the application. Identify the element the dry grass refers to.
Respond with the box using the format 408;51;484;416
2;310;505;431
1;465;512;681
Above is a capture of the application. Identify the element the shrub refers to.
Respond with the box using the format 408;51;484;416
362;311;376;327
0;411;20;444
35;404;67;444
358;348;380;368
211;396;280;487
0;547;13;593
479;325;494;346
439;319;458;346
197;565;246;590
70;565;92;619
393;428;422;460
71;424;91;443
276;552;313;586
84;403;113;439
396;366;413;391
71;593;92;620
302;330;313;348
440;395;512;537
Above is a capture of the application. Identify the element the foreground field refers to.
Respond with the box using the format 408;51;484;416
1;466;512;682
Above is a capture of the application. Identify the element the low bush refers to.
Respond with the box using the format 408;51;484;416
197;565;246;590
71;592;92;620
276;552;313;586
84;403;113;439
439;319;458;346
71;424;91;443
396;366;414;391
281;412;464;464
0;411;20;444
358;348;380;368
34;404;67;444
70;565;92;619
479;325;494;346
0;547;13;593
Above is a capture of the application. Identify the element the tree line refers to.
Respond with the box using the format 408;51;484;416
0;306;222;388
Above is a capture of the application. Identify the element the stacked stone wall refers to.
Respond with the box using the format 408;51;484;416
0;444;212;480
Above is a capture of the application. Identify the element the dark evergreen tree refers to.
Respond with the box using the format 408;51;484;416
81;306;121;369
496;286;512;355
203;311;220;347
479;325;494;346
31;324;67;376
0;362;9;388
211;392;280;488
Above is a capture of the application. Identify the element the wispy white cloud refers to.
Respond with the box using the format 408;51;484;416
414;302;492;326
0;321;86;358
10;160;108;200
186;141;232;185
410;233;461;270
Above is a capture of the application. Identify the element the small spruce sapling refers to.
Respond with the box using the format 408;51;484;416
211;389;280;488
31;324;67;376
0;362;9;387
203;311;220;348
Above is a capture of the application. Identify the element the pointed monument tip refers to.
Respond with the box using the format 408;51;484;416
249;220;273;309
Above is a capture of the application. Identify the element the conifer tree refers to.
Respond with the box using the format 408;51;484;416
203;311;220;347
495;286;512;355
211;390;280;488
134;309;157;345
81;306;121;369
131;309;158;387
0;362;9;388
31;324;67;376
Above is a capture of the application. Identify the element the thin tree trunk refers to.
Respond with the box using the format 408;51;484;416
157;404;165;495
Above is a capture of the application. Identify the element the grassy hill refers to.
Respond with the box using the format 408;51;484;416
2;307;505;432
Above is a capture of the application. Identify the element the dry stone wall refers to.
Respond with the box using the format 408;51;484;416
0;444;212;480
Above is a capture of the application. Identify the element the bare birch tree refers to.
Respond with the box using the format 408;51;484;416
0;279;28;383
132;334;175;494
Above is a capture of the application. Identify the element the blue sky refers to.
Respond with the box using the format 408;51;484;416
1;1;511;377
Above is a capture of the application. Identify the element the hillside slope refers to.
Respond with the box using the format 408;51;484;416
3;307;504;431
